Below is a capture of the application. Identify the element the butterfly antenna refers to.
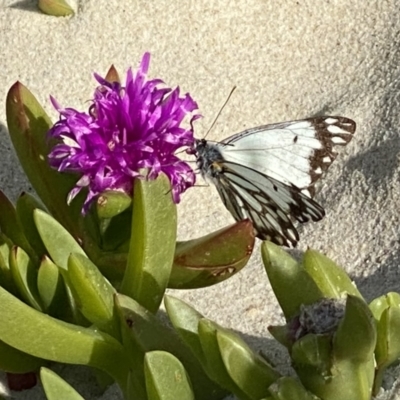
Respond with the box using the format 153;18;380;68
203;86;237;140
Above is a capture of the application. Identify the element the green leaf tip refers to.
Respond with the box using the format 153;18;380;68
334;295;376;362
41;368;84;400
38;0;75;16
96;190;131;219
144;351;195;400
261;241;323;319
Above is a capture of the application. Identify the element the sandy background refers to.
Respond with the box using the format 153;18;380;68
1;0;400;399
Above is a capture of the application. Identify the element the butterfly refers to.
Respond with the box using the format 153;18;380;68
194;116;356;247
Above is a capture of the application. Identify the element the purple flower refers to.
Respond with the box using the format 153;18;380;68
48;53;200;213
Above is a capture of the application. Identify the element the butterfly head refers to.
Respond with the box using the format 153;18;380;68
193;139;225;178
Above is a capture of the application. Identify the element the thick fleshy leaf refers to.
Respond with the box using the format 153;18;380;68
370;293;400;395
333;295;376;362
261;242;323;319
120;173;177;314
9;246;43;311
41;368;84;400
0;190;37;264
302;250;363;299
170;220;255;289
291;334;332;372
16;192;47;257
373;293;400;366
115;294;227;400
34;209;86;270
267;377;319;400
164;295;205;364
6;82;100;256
67;253;119;338
0;340;44;373
96;190;132;220
217;330;280;400
6;83;80;238
0;234;17;295
38;0;75;16
267;325;291;349
95;220;255;285
291;294;375;399
0;286;129;389
198;319;250;399
374;305;400;394
37;256;68;316
370;292;400;320
294;332;375;400
297;357;375;400
144;351;194;400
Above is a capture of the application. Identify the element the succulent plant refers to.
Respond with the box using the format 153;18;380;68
0;55;255;399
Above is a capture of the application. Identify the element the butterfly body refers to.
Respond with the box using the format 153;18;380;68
194;116;356;247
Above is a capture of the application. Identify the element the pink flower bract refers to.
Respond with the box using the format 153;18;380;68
48;53;199;213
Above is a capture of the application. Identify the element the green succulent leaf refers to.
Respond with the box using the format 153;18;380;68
291;334;332;372
288;297;376;400
0;190;38;264
170;220;255;289
115;294;227;400
164;295;205;364
67;253;119;338
38;0;75;16
16;192;47;257
144;351;195;400
267;325;291;349
9;246;43;311
198;319;250;399
267;377;320;400
217;329;280;400
370;292;400;395
302;250;363;300
120;173;177;314
374;293;400;366
333;295;376;362
261;242;323;319
0;285;128;390
41;367;84;400
37;256;68;316
96;190;132;220
370;292;400;320
6;82;101;260
297;358;375;400
0;235;17;295
34;209;86;270
6;83;81;240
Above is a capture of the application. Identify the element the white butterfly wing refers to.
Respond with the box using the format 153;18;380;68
218;117;355;196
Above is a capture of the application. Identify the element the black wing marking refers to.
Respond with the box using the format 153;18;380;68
212;162;325;247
